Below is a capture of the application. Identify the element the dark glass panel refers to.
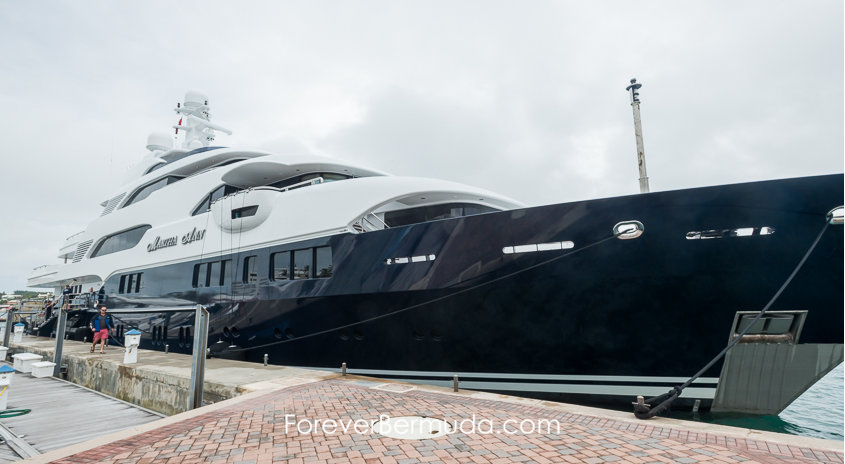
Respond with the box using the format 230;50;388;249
315;247;333;278
293;249;312;280
91;225;152;258
243;256;257;283
271;252;290;281
209;261;222;287
221;260;231;286
194;263;208;288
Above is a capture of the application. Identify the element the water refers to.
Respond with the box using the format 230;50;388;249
672;363;844;441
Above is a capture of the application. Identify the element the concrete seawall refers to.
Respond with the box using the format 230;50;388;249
7;335;334;415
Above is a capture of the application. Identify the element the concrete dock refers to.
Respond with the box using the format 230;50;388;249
6;336;843;464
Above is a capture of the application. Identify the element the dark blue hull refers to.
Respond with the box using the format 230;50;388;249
53;174;844;408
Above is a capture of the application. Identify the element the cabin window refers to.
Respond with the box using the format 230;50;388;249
315;246;333;278
383;203;500;228
293;249;312;279
209;261;222;286
118;272;143;294
243;256;258;283
192;184;240;216
270;252;290;281
193;260;230;287
232;205;258;219
91;225;152;258
221;259;231;286
193;263;208;288
270;247;333;281
269;172;352;190
144;162;166;174
124;176;182;207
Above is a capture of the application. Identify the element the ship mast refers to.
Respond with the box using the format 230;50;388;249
173;90;232;150
626;78;649;193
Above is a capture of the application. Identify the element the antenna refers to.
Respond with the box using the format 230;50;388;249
172;90;232;150
626;78;649;193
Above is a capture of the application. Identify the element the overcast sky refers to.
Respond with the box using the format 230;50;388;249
0;1;842;293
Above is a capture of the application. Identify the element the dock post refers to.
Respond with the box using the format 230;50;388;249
52;309;68;377
263;354;268;366
453;374;459;392
188;305;209;410
2;308;14;347
341;362;347;376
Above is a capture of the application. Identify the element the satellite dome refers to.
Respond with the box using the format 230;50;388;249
146;132;172;153
184;90;208;108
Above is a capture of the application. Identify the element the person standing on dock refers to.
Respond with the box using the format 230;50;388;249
89;306;113;354
62;284;72;310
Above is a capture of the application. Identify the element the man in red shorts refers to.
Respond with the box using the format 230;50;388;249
89;306;113;354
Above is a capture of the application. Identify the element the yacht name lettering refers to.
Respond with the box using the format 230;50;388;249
147;236;178;252
182;227;206;245
147;228;206;252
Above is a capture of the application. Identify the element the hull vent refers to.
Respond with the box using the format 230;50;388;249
100;192;126;216
73;240;93;262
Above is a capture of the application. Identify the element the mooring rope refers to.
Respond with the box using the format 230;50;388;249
633;220;831;419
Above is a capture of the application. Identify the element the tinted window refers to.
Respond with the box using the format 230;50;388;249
293;249;312;280
209;261;222;286
315;247;332;278
91;225;152;258
384;203;499;228
271;252;290;281
194;263;208;288
221;260;231;286
125;176;181;207
243;256;257;283
192;184;240;216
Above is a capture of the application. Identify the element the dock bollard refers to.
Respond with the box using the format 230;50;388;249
263;354;268;366
453;374;459;392
341;362;347;376
0;365;14;410
13;323;24;343
124;329;142;364
165;344;169;354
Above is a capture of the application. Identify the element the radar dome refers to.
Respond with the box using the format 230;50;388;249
184;90;208;108
146;132;173;153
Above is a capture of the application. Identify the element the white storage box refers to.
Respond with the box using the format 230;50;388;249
0;346;7;361
12;353;43;373
31;361;56;378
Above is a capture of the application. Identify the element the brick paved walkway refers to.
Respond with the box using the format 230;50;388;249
51;379;843;464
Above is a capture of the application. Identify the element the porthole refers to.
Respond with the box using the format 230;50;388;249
353;330;364;341
273;328;283;339
431;331;442;342
413;331;425;341
284;328;294;339
339;330;350;341
223;326;231;338
231;327;240;338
